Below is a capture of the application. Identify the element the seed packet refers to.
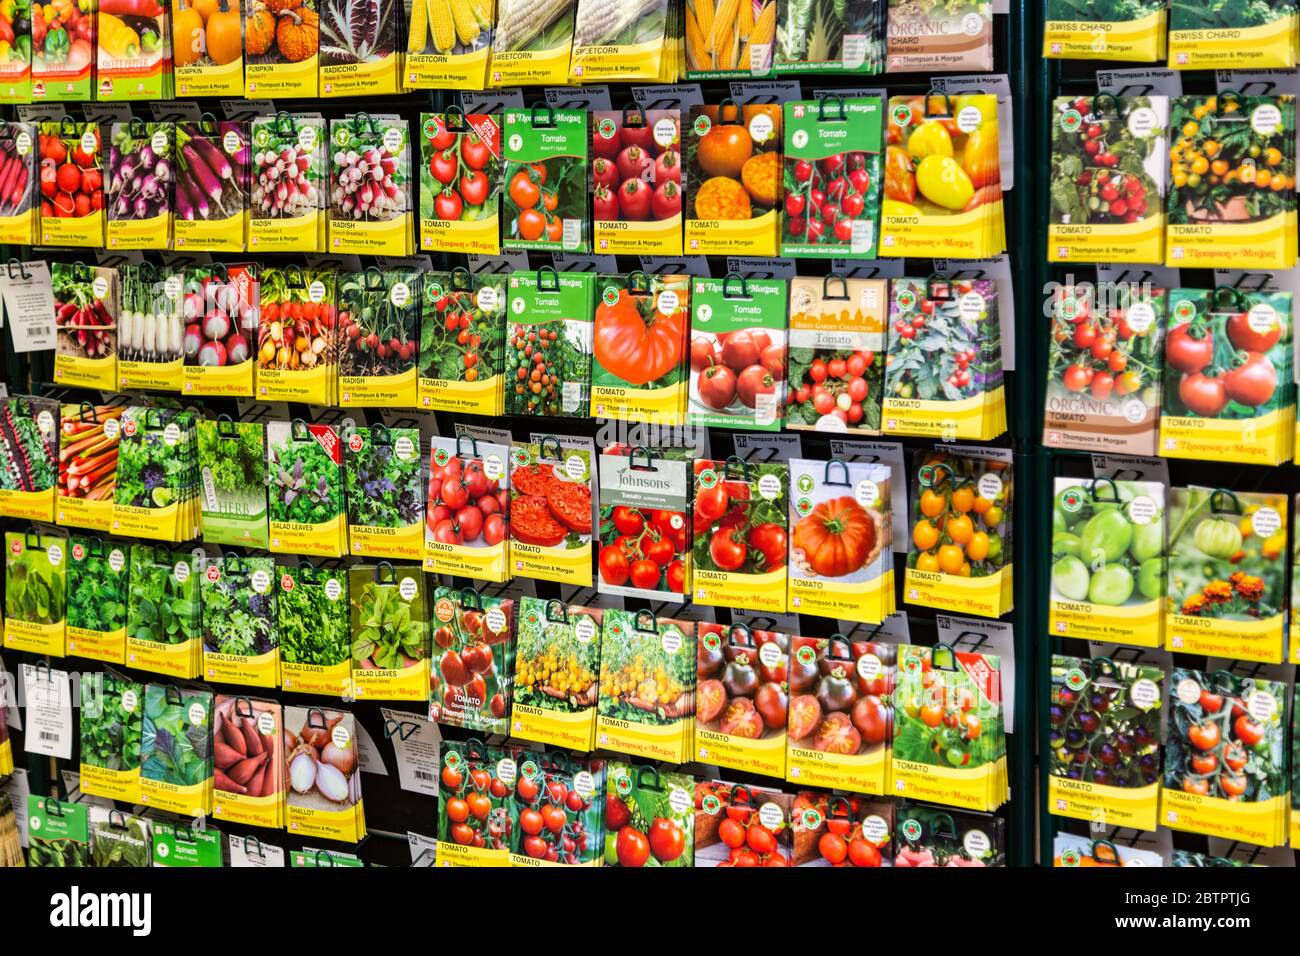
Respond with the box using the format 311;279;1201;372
139;682;213;815
111;406;201;543
509;752;605;866
429;585;515;733
1049;656;1163;832
26;797;89;867
509;436;594;585
489;0;575;87
895;802;1005;866
1043;0;1165;61
96;4;170;99
885;0;991;72
344;425;423;560
503;269;594;416
32;0;95;101
212;694;284;829
117;263;184;391
880;93;1004;259
436;738;512;865
0;121;37;244
589;272;689;425
775;0;884;74
65;536;129;663
596;609;695;763
1049;94;1168;265
882;276;1005;441
788;458;893;623
0;394;59;522
685;0;775;77
328;113;413;254
1166;94;1297;270
336;266;420;406
1051;833;1161;867
173;119;250;251
3;529;68;657
37;119;103;246
782;96;883;258
255;265;336;404
125;546;201;678
692;455;788;612
318;0;401;96
419;110;502;254
55;402;122;533
105;119;172;249
267;420;346;557
603;760;694;867
245;0;318;97
891;643;1007;812
1169;1;1298;69
501;106;588;252
1050;477;1166;648
172;0;245;95
694;781;792;866
685;101;781;255
1162;668;1288;847
249;112;327;252
510;597;602;750
284;705;365;843
1043;282;1166;455
181;262;258;397
423;434;510;581
904;450;1012;619
89;809;151;867
151;824;223;866
418;269;507;414
201;554;279;687
695;623;789;778
196;417;269;549
405;0;494;89
790;792;892;867
278;562;350;695
595;446;689;602
1159;287;1295;465
591;108;683;255
348;562;430;702
570;0;670;81
52;262;118;390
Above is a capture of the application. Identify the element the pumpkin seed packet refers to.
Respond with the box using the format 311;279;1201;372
125;545;202;679
590;108;683;255
589;271;690;425
429;585;516;734
1168;0;1298;69
508;436;594;586
201;554;279;687
603;760;695;867
510;597;603;751
0;395;59;522
490;0;577;87
344;425;424;561
197;418;269;550
503;269;594;417
3;529;68;657
687;275;787;430
348;562;430;702
26;797;90;867
327;114;413;255
89;809;151;868
65;536;130;664
249;113;327;252
139;683;214;817
406;0;495;89
685;0;776;78
245;0;319;96
895;802;1005;866
685;102;782;255
596;609;696;764
1043;0;1166;61
1164;486;1288;663
266;420;347;558
775;0;885;74
419;111;503;254
418;268;507;415
277;562;351;696
336;267;421;407
318;0;402;96
501;106;589;252
78;670;143;804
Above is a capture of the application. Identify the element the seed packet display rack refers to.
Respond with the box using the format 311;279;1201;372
0;9;1039;868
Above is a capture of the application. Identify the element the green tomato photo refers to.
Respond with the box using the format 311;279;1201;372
1128;519;1164;563
1088;564;1134;606
1052;555;1091;601
1137;558;1163;601
1052;532;1082;557
1080;509;1133;564
1192;516;1242;560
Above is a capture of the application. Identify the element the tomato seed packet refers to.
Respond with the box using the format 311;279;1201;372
511;597;603;751
418;268;506;416
429;585;516;735
508;436;593;586
501;106;588;252
503;269;594;418
424;434;511;583
685;102;782;255
591;108;683;255
419;110;502;255
596;447;689;603
691;456;788;613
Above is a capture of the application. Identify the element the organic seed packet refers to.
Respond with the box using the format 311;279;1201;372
1049;478;1166;648
180;262;259;397
885;0;991;71
781;96;883;258
692;455;788;612
150;824;223;867
344;425;424;560
89;809;151;868
110;406;200;543
78;671;143;804
245;0;319;97
1048;656;1163;832
278;563;351;695
687;275;787;430
201;554;279;687
685;102;781;255
429;586;516;734
285;706;365;843
1163;668;1288;847
903;450;1013;619
1164;487;1288;663
267;420;346;558
55;403;121;534
596;447;690;603
1051;833;1160;867
419;268;506;415
784;636;893;793
318;0;401;96
570;0;670;81
125;546;202;678
695;781;792;867
790;792;891;867
3;529;68;657
501;106;588;252
65;536;129;664
348;563;430;702
510;597;603;751
139;682;214;816
508;436;594;586
435;739;513;865
196;418;269;549
509;752;605;866
589;271;690;425
1048;94;1168;265
880;93;1004;259
695;623;790;778
248;113;327;252
1169;0;1298;69
105;119;173;250
503;268;594;417
590;108;683;255
336;266;421;407
0;121;37;245
255;265;338;404
1159;287;1295;465
328;114;413;255
173;120;250;252
424;434;510;582
212;695;285;830
596;609;696;763
0;395;59;522
116;263;185;392
603;760;694;867
882;276;1005;441
685;0;776;77
406;0;495;89
892;643;1007;812
26;797;89;868
775;0;885;74
489;0;576;87
895;802;1005;866
419;110;502;254
1043;0;1166;61
1043;282;1166;456
1166;94;1297;269
52;262;118;390
31;4;93;101
96;2;169;99
37;119;103;247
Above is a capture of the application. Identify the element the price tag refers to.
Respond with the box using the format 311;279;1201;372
409;831;438;866
1095;68;1182;96
543;86;612;111
228;835;287;867
0;262;56;353
733;433;802;461
21;665;72;759
382;707;441;796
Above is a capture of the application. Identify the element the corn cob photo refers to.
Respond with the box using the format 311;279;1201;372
495;0;576;52
409;0;493;54
687;0;775;73
573;0;667;46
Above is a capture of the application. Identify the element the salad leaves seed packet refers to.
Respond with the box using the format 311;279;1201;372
196;417;269;549
267;419;347;558
278;562;351;696
3;528;68;657
348;562;430;701
0;395;59;522
139;682;214;817
65;536;129;663
78;670;143;803
345;424;425;560
201;554;279;687
125;545;202;679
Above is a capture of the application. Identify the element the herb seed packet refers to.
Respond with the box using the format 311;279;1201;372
418;268;506;415
266;420;347;558
510;597;603;751
56;403;122;535
348;563;430;702
596;609;696;763
278;563;351;696
589;271;690;425
65;536;129;663
501;106;589;252
429;585;516;734
52;261;118;390
212;694;285;830
509;436;594;586
0;395;59;522
197;417;270;550
139;682;214;817
125;546;202;679
202;554;279;687
78;671;143;804
503;268;594;417
249;113;327;252
345;425;424;561
3;529;68;657
423;434;511;582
